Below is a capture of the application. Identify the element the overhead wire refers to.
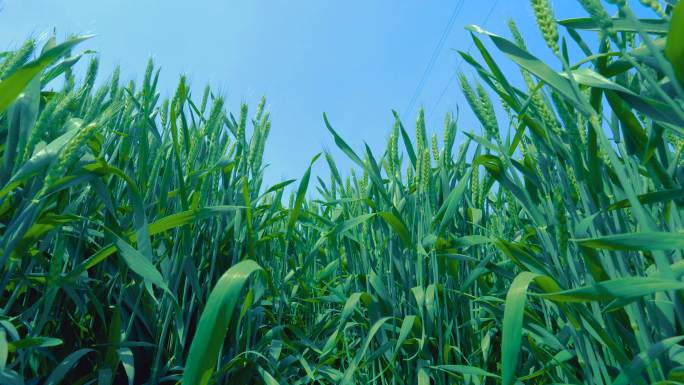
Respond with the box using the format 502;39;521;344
401;0;465;121
427;0;500;121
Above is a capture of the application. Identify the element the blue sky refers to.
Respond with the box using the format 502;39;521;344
0;1;645;185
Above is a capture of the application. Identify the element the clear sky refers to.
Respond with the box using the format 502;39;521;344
0;1;652;185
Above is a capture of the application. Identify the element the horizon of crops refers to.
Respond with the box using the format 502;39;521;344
1;0;684;384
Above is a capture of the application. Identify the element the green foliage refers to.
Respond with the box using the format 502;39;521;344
666;0;684;83
1;1;684;384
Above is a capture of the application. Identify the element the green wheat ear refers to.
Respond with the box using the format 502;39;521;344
42;121;99;195
507;19;527;50
471;163;480;207
0;39;35;78
82;56;99;91
431;133;439;163
577;0;614;33
388;120;399;176
639;0;666;18
415;107;427;153
360;166;369;197
530;0;559;53
420;147;430;192
237;103;248;147
476;83;498;139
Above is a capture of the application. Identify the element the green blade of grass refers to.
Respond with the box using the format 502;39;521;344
574;232;684;251
182;260;263;385
44;349;93;385
502;271;540;385
666;0;684;84
538;277;684;303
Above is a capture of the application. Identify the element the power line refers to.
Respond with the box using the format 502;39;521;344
427;0;500;121
402;0;465;121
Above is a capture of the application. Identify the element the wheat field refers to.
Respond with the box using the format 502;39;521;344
1;1;684;384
